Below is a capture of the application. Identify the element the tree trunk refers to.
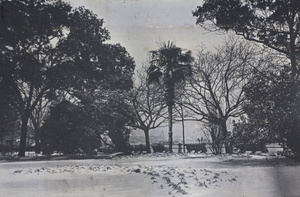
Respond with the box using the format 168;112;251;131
31;121;41;154
31;120;41;154
180;106;185;153
34;132;41;154
220;121;231;153
0;129;4;155
18;113;30;157
168;104;173;152
289;34;298;76
144;129;151;153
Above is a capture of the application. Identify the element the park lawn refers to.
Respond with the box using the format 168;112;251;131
0;154;299;197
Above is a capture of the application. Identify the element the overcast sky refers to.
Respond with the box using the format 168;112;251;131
67;0;224;69
65;0;226;139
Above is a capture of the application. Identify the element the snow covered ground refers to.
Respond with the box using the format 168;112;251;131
0;154;299;197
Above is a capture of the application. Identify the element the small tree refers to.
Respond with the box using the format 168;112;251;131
131;65;167;153
230;117;269;153
98;91;134;153
40;101;88;155
244;67;300;154
79;89;135;153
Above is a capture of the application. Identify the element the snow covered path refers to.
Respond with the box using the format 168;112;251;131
0;155;299;197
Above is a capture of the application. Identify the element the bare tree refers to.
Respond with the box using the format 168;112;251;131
184;37;258;153
131;65;168;153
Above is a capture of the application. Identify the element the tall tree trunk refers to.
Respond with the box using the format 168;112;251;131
144;129;151;153
168;104;173;152
0;129;4;155
31;120;41;154
180;106;185;153
34;132;41;154
18;82;34;157
181;118;185;153
18;113;30;157
289;33;298;77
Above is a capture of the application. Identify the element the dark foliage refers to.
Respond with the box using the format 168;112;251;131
80;90;134;153
152;144;166;153
0;0;135;156
185;143;207;153
148;41;194;152
193;0;300;155
230;119;269;153
243;68;300;153
193;0;300;75
40;101;100;155
0;95;19;154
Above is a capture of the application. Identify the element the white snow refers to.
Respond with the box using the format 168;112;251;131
0;154;299;197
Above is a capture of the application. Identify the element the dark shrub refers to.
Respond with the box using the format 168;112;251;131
152;144;166;153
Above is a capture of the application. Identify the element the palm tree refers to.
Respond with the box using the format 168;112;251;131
147;41;194;152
